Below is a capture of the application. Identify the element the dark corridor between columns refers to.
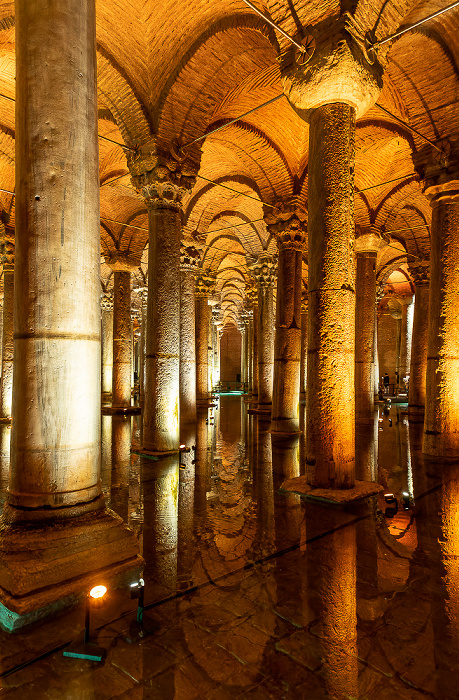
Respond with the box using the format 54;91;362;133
0;395;457;699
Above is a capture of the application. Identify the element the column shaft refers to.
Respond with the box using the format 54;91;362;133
196;295;210;405
0;267;13;419
180;269;197;424
112;271;132;408
252;304;259;397
101;296;113;396
355;252;376;423
424;195;459;458
144;207;181;451
307;103;356;488
300;307;308;395
409;283;429;414
258;283;275;408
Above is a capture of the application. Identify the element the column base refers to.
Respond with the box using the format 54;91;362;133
0;504;143;632
279;476;383;505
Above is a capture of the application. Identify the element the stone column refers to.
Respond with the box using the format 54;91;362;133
106;259;136;409
180;244;200;424
422;184;459;458
400;295;414;380
0;229;14;421
408;261;429;418
246;283;258;399
0;0;141;629
300;291;308;396
281;18;383;488
100;291;114;398
266;204;306;433
355;232;381;424
245;310;253;393
211;306;222;389
195;274;214;407
238;319;247;389
250;253;276;411
138;287;147;403
129;146;199;452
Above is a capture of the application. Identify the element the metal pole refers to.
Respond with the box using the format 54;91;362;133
372;0;459;47
239;0;305;53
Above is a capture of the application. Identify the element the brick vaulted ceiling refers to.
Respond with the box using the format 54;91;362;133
0;0;457;324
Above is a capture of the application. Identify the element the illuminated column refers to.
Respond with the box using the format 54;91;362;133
0;0;141;629
129;147;198;452
400;295;414;380
422;184;459;458
267;204;306;434
100;291;114;398
238;319;247;388
138;287;147;402
246;283;258;398
245;310;253;393
281;17;382;488
106;261;135;409
195;274;214;407
211;306;222;389
250;253;276;411
0;229;14;421
300;291;308;396
180;245;200;424
408;261;429;418
355;233;381;424
110;415;131;523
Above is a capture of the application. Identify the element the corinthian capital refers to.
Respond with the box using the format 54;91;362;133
128;140;200;210
408;260;430;287
264;200;307;251
100;291;114;312
248;252;277;288
195;273;216;298
0;225;14;270
180;243;202;273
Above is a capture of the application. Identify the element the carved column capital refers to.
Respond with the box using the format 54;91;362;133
180;243;202;273
245;282;258;308
134;286;148;309
0;225;14;270
100;291;114;312
264;201;307;251
412;141;459;198
195;273;216;298
248;253;277;289
128;142;199;210
408;260;430;287
104;252;140;272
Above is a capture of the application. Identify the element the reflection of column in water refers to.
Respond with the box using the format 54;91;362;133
404;416;414;500
194;412;210;523
306;510;358;699
253;418;275;558
0;424;11;507
141;454;178;597
110;415;131;523
100;414;112;499
177;424;196;591
272;433;301;549
355;410;378;482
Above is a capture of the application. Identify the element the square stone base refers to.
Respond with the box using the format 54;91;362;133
279;476;383;505
0;506;143;632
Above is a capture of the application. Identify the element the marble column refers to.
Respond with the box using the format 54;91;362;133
250;253;276;411
129;147;199;452
300;291;308;397
400;294;414;381
109;266;133;408
0;0;141;630
239;319;247;389
281;19;382;489
267;205;306;433
211;306;222;389
138;287;147;403
423;184;459;458
355;233;381;424
246;284;258;399
180;245;200;424
195;274;214;407
408;261;429;418
0;229;14;421
100;291;114;398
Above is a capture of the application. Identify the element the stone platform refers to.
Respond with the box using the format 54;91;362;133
279;476;383;505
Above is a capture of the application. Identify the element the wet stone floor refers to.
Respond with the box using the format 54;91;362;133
0;395;458;699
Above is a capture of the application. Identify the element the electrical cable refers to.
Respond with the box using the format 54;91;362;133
371;0;459;48
374;104;442;152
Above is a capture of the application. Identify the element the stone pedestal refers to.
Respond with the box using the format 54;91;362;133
408;261;429;418
0;230;14;421
0;0;142;631
266;204;306;433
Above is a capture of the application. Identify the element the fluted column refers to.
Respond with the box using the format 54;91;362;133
195;274;214;407
355;232;382;424
0;229;14;421
180;244;200;424
281;17;382;489
408;261;429;418
129;147;199;451
100;291;114;398
0;0;141;629
250;253;276;411
267;204;306;433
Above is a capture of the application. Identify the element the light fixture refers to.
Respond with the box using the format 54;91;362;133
63;584;108;661
122;578;158;644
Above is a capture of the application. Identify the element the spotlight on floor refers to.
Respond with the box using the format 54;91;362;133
122;578;159;644
63;584;108;661
401;491;411;510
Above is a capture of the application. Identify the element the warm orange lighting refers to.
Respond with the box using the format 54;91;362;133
89;585;107;599
179;444;186;450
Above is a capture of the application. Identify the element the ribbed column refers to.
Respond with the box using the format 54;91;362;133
180;245;200;424
195;274;214;407
423;187;459;458
0;230;14;421
307;103;356;488
250;253;276;411
267;205;306;433
300;292;308;396
408;261;429;418
355;233;381;424
129;148;199;452
100;291;114;397
0;0;141;629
